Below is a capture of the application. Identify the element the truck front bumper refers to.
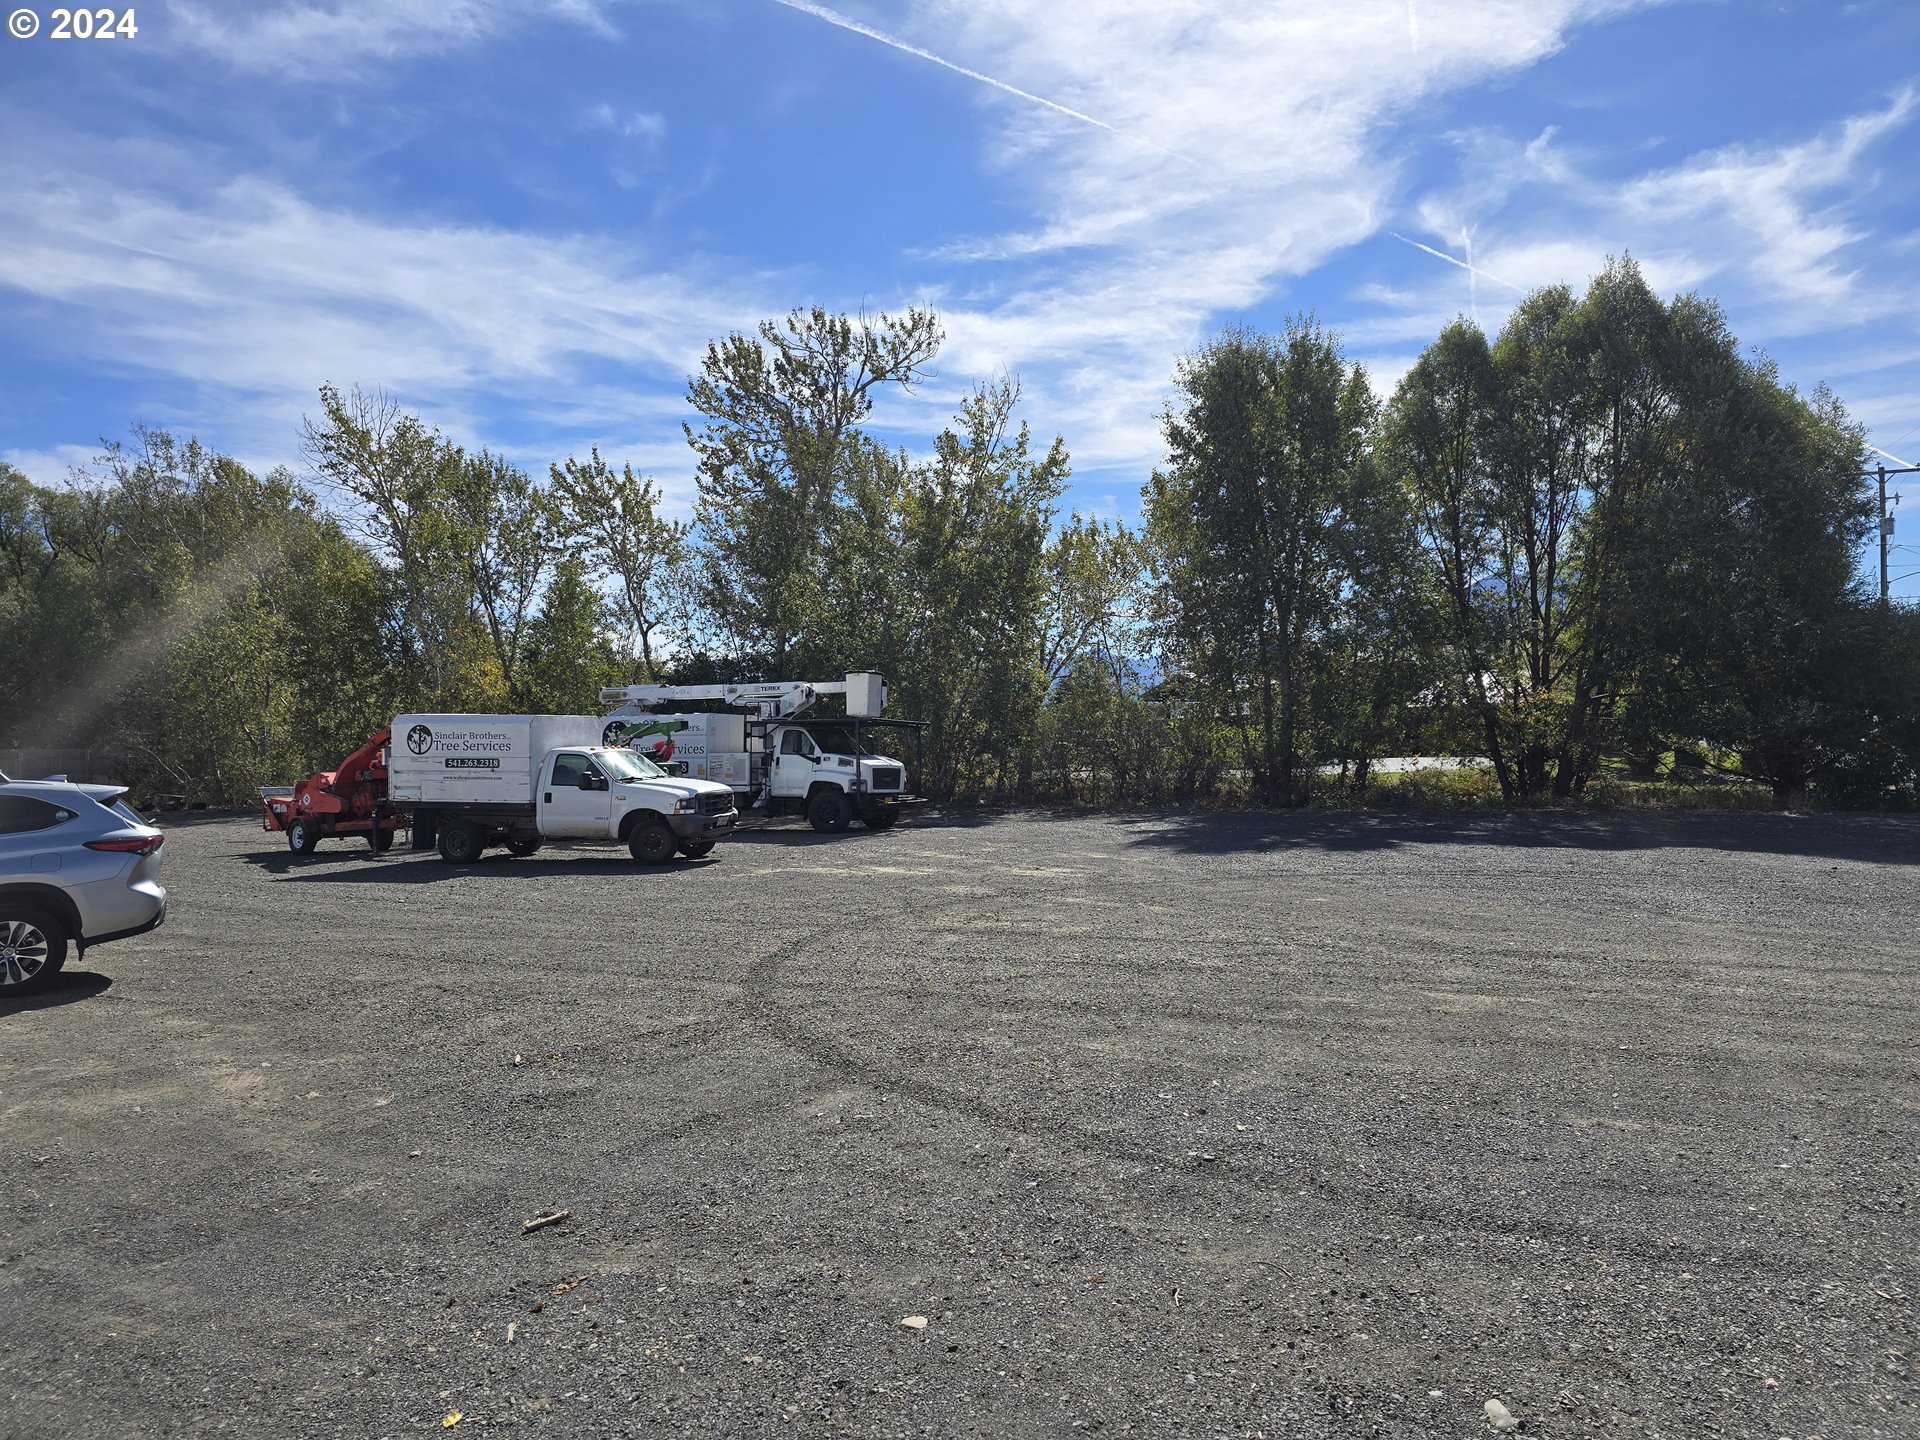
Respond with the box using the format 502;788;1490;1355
667;809;739;840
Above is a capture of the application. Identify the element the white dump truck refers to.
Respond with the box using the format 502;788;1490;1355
597;672;924;833
389;714;739;864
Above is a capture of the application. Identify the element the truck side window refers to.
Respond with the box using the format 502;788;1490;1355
780;731;809;756
551;753;587;787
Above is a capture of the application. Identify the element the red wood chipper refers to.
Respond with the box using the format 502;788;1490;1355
261;728;409;855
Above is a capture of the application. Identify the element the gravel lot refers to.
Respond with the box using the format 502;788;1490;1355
3;808;1917;1439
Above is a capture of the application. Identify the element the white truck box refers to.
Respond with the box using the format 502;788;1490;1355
389;714;603;806
608;712;751;787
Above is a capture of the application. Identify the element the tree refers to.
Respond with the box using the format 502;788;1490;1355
1151;320;1375;805
687;305;942;671
1388;258;1877;802
1385;319;1523;797
515;556;632;713
449;448;560;701
550;449;691;676
302;385;490;708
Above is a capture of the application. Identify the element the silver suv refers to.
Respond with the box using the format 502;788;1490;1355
0;776;168;997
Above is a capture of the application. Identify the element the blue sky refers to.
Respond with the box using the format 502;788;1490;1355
3;0;1918;596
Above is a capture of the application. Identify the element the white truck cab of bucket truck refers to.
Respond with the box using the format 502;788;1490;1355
596;672;924;833
388;714;738;865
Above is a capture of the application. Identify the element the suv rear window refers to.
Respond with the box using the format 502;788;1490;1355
0;796;80;834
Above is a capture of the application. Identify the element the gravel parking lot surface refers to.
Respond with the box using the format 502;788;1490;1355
3;808;1917;1439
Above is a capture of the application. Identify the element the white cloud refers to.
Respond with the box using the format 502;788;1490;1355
584;103;668;146
825;1;1657;494
1;444;105;490
1355;87;1919;441
1620;87;1917;322
0;132;778;496
163;0;627;75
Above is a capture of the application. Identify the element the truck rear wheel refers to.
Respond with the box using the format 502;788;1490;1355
437;821;483;865
807;788;852;834
287;818;320;854
504;835;542;857
367;827;394;853
628;820;677;865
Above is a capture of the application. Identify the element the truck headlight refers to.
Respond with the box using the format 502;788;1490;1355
673;798;698;814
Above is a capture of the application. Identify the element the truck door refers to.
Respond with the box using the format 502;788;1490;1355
770;728;817;799
542;752;612;838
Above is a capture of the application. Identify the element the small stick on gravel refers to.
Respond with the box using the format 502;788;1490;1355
522;1209;570;1234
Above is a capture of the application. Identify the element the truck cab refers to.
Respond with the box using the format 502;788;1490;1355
767;723;911;831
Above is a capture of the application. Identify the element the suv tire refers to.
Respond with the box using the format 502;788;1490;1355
0;908;68;997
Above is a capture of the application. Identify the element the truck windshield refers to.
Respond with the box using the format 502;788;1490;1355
803;725;876;756
599;748;667;781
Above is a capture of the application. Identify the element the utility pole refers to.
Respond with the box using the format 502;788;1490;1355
1868;461;1919;603
1883;465;1892;603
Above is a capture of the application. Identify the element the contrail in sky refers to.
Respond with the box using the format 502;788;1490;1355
1867;443;1916;468
766;0;1120;138
1388;232;1526;293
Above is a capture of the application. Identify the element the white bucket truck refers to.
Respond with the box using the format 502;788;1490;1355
597;672;924;833
389;714;739;864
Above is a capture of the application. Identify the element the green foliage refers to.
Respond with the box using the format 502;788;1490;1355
549;449;691;675
4;287;1912;813
1384;257;1883;804
514;556;633;714
1149;319;1379;805
686;305;942;672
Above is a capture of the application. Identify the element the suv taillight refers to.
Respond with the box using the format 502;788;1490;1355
85;834;164;855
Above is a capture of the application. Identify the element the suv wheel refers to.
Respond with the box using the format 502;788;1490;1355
0;909;68;997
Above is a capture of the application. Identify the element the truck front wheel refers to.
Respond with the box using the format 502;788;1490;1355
680;840;716;860
437;822;483;864
807;788;852;834
859;808;900;831
628;820;677;865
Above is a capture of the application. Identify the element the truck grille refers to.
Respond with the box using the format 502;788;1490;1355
701;793;735;816
869;767;902;791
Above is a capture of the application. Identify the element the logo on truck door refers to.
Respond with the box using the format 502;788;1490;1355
407;723;434;755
